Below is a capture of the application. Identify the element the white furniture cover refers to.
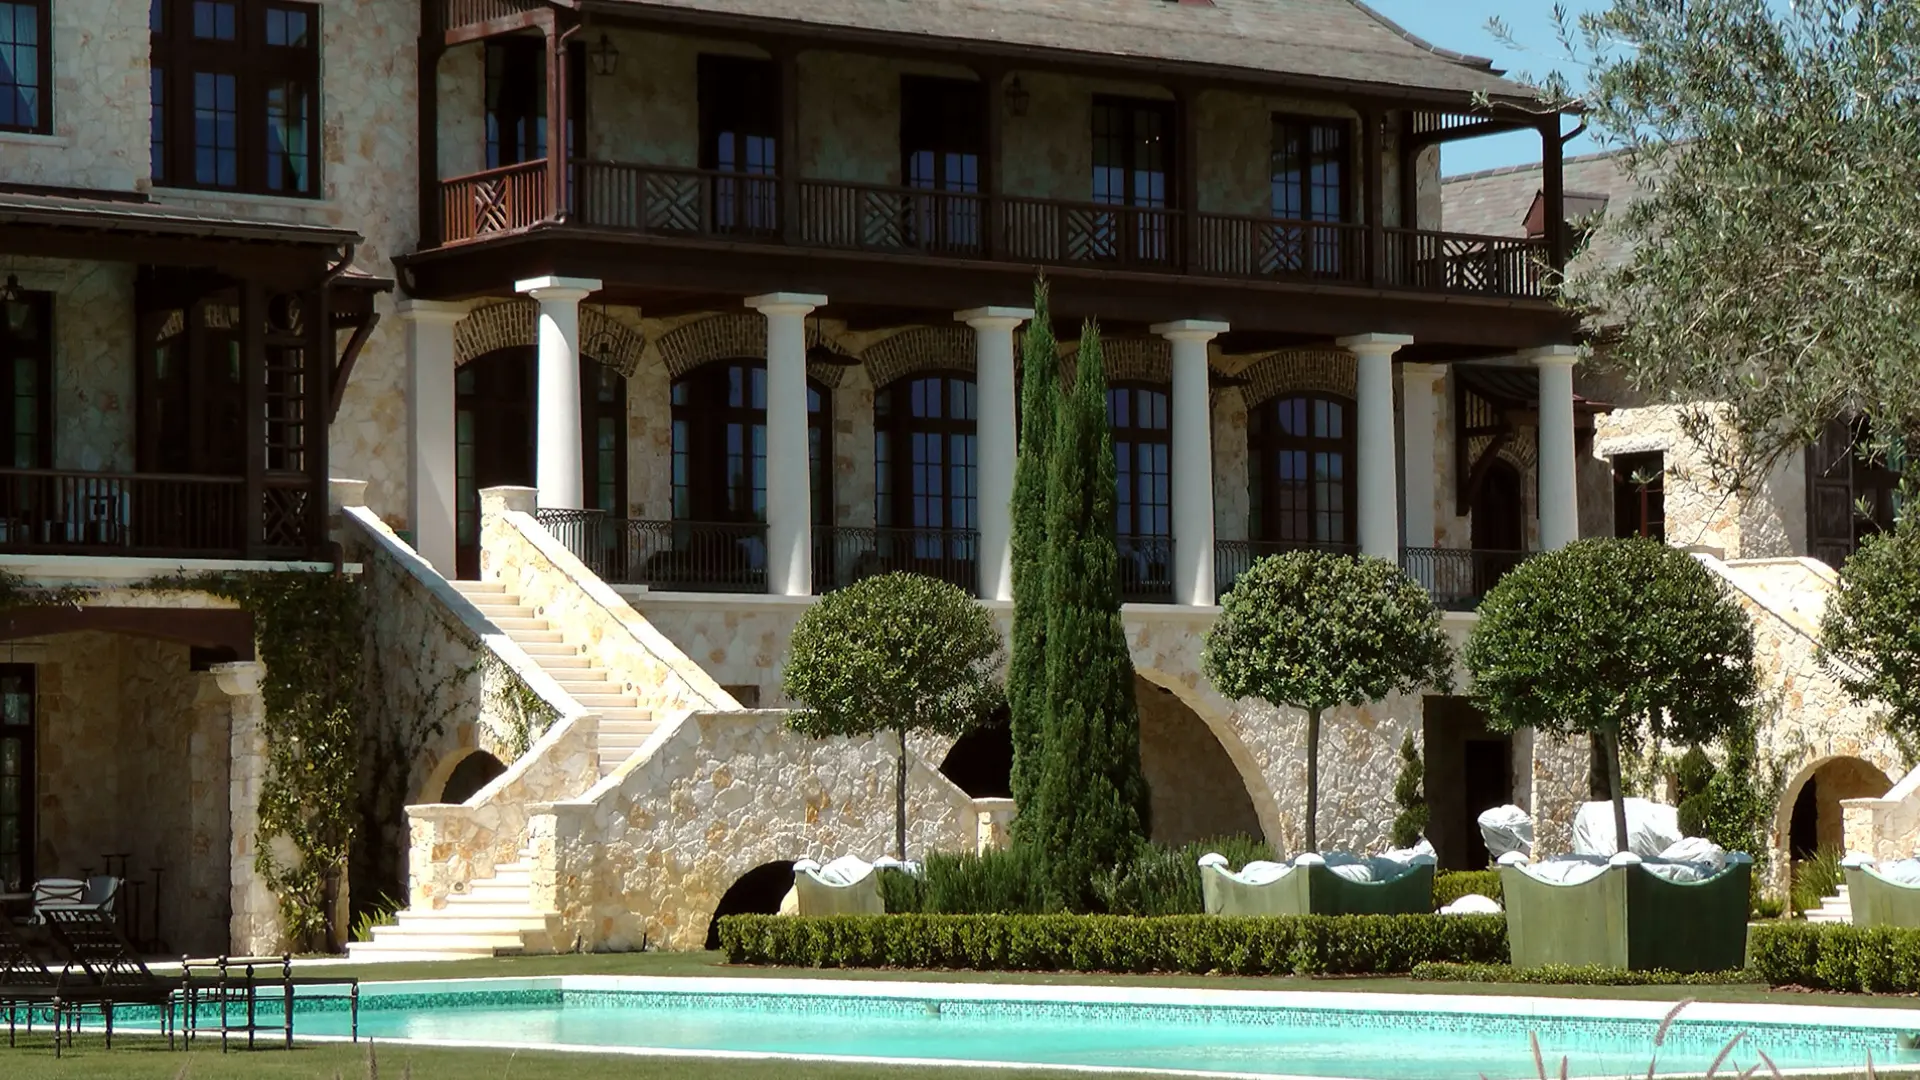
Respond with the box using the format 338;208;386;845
1572;798;1682;859
791;856;885;916
1476;804;1534;858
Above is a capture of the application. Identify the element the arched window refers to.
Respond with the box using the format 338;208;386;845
1109;382;1172;600
876;374;977;534
670;360;830;523
1249;392;1356;548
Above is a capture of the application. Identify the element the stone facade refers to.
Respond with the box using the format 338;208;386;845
1594;402;1807;559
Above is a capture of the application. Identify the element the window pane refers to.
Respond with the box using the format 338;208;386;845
193;0;236;40
150;68;166;180
0;1;44;131
266;7;310;48
193;71;239;187
265;80;311;193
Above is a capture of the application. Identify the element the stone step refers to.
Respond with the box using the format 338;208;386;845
516;641;579;657
472;604;537;620
492;616;552;633
597;707;653;722
573;692;638;709
597;730;657;748
393;912;552;935
428;899;547;918
598;718;656;732
344;943;498;962
537;660;607;677
510;630;567;645
470;868;532;889
362;927;531;952
553;678;617;696
453;581;508;595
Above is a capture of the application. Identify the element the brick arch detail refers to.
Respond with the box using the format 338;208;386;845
655;313;850;389
864;326;976;389
452;300;647;378
1240;349;1357;408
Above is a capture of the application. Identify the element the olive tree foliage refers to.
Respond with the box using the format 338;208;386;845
1496;1;1920;499
1464;539;1759;854
1821;518;1920;755
782;572;1006;860
1202;552;1454;853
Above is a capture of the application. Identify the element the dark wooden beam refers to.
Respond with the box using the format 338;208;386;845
329;310;380;421
241;280;267;559
0;607;256;658
445;9;547;47
0;229;330;281
1363;106;1385;288
1408;118;1532;150
776;44;801;245
980;63;1005;261
1541;116;1568;273
1176;84;1201;273
544;9;575;221
419;2;445;249
307;284;332;556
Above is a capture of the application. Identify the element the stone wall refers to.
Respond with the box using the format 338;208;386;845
1136;674;1263;845
1;0;147;191
1592;402;1807;560
532;709;979;951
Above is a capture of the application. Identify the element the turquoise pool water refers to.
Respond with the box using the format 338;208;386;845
167;984;1920;1079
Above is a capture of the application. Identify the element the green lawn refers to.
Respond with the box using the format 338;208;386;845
309;948;1920;1010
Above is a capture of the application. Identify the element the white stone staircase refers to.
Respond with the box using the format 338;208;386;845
453;579;658;776
1806;884;1853;924
347;580;661;960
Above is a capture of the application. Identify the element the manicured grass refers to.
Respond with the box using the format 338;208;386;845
309;948;1920;1010
0;1039;1174;1080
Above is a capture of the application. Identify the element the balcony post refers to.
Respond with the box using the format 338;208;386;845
777;47;800;244
1541;116;1568;273
1364;107;1386;287
516;275;601;511
1400;363;1446;550
543;12;578;221
241;279;266;558
400;298;470;575
1154;319;1229;606
1339;333;1414;562
958;305;1032;602
1529;345;1581;550
981;66;1004;260
1176;85;1201;272
748;292;827;596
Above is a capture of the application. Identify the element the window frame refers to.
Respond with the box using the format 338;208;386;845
670;359;829;525
1270;113;1355;224
150;0;323;198
0;0;52;135
1106;380;1172;541
0;289;54;470
1249;391;1358;548
1611;450;1666;542
876;371;979;534
0;663;36;892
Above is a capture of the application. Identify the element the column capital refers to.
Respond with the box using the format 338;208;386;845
746;292;827;317
1152;319;1230;342
395;298;470;325
956;306;1033;330
514;276;602;302
1523;344;1582;368
211;660;266;699
1337;332;1415;356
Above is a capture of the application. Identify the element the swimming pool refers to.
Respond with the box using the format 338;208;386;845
159;976;1920;1079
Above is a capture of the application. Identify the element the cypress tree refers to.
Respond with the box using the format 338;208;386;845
1027;321;1151;910
1006;277;1057;832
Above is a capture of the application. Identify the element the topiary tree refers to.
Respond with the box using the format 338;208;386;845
1024;321;1152;910
782;572;1006;860
1007;276;1058;832
1465;538;1759;855
1821;518;1920;755
1389;733;1428;850
1202;551;1454;853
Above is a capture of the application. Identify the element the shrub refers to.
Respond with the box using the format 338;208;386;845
1433;870;1503;909
919;847;1047;915
1097;836;1278;917
1412;962;1758;986
1389;734;1428;850
1747;922;1920;993
878;868;927;915
1821;517;1920;746
1789;846;1844;916
718;913;1508;976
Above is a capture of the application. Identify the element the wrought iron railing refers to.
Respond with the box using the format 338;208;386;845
1214;538;1360;595
536;510;768;592
1116;533;1175;604
814;526;979;596
1399;546;1533;610
0;469;249;557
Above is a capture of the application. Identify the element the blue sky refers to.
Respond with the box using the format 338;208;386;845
1364;0;1607;175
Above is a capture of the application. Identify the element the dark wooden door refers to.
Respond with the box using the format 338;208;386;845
1806;419;1857;569
0;666;34;892
1471;460;1526;593
456;348;536;579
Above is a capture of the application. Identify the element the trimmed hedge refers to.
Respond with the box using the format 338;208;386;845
718;913;1507;976
1413;962;1759;986
1433;870;1502;908
1749;921;1920;993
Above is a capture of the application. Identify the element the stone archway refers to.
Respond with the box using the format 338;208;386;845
1133;669;1274;847
1777;755;1893;861
705;860;796;950
437;750;508;806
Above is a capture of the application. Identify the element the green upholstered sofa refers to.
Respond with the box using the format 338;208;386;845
1499;853;1751;972
1842;859;1920;929
1199;855;1436;917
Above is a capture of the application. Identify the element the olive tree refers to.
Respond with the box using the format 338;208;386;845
1821;519;1920;752
1202;551;1454;852
783;572;1006;860
1465;539;1759;854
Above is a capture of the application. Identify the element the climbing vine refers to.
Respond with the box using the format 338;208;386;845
481;652;559;759
0;569;93;611
139;570;364;951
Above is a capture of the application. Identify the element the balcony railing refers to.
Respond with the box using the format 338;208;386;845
536;510;768;593
0;469;248;558
815;526;979;596
1116;534;1175;604
1214;538;1360;595
439;160;1551;301
1400;546;1533;610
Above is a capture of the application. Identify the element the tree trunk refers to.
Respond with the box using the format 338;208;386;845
1603;729;1630;855
1305;707;1322;853
895;726;909;861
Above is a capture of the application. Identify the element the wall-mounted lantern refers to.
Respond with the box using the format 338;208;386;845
1004;76;1031;118
588;33;620;77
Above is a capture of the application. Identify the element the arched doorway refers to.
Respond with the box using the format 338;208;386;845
1135;674;1262;846
454;348;628;579
939;708;1012;798
705;860;796;950
1783;756;1892;860
438;751;508;806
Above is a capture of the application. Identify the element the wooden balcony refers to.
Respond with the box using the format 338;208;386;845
0;469;314;560
437;160;1553;303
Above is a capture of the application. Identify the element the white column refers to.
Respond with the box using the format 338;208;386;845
1400;363;1446;551
1153;319;1229;607
399;299;467;575
1530;345;1581;550
1339;333;1414;562
747;292;827;596
958;306;1032;602
515;275;601;510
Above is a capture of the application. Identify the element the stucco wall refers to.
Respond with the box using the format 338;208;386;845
5;257;137;473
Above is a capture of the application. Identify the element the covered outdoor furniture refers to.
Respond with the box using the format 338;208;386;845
1571;799;1682;859
1198;851;1436;916
41;906;179;1049
791;857;885;916
1499;850;1751;972
1841;856;1920;929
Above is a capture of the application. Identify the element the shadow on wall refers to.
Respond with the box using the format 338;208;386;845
438;751;507;806
1136;675;1262;847
1788;756;1892;859
706;860;797;949
939;708;1013;799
